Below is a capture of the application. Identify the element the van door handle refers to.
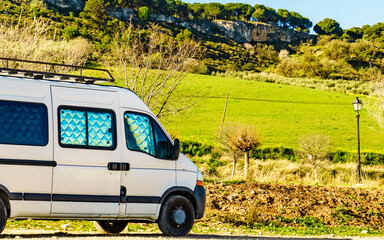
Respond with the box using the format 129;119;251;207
108;162;130;171
121;163;130;171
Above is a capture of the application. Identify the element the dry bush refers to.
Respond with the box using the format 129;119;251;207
220;124;261;179
110;23;201;118
214;159;384;189
0;17;92;71
297;133;332;169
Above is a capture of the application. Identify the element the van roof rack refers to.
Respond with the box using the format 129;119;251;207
0;58;115;84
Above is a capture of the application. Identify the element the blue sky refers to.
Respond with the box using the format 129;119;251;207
183;0;384;30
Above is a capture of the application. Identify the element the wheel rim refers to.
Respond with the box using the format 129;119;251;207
170;205;187;228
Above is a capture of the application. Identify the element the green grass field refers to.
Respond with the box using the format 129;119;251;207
159;74;384;153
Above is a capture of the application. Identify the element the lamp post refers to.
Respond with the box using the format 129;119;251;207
352;97;363;183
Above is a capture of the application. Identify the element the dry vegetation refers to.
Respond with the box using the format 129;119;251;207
196;157;384;190
0;17;92;69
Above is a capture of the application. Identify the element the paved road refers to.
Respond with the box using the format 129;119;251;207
0;232;382;240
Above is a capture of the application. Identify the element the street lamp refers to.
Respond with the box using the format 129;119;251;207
352;97;363;183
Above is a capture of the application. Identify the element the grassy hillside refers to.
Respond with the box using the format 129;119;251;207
160;74;383;153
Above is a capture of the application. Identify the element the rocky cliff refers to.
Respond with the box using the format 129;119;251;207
44;0;85;13
44;0;315;44
149;14;315;44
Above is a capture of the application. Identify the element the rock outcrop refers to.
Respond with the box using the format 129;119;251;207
44;0;85;12
151;15;315;44
43;0;315;44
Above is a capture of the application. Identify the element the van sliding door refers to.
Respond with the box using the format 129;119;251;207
50;86;121;217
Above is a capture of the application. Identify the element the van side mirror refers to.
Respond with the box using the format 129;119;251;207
173;138;180;160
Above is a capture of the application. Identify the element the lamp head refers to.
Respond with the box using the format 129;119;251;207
352;97;363;112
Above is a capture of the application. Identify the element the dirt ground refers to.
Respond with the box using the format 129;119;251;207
2;182;384;239
0;231;383;240
205;182;384;229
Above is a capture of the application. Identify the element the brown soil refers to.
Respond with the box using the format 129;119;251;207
205;182;384;229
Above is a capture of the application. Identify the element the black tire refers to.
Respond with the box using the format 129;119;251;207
158;195;195;236
0;198;7;234
94;220;128;234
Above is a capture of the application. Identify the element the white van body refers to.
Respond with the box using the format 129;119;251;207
0;75;205;236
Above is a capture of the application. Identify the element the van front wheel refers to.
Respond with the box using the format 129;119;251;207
0;199;7;234
158;195;195;236
94;220;128;234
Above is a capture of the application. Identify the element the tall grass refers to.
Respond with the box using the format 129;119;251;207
213;70;378;96
0;17;92;68
199;158;384;190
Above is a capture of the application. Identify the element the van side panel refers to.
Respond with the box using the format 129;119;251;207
0;77;53;218
50;86;121;216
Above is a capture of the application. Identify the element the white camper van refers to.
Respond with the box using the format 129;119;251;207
0;58;205;236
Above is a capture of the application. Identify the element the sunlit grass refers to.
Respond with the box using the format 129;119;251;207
157;73;384;153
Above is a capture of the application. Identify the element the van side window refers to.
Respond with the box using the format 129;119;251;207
124;112;173;159
153;121;173;159
0;100;48;146
59;107;115;149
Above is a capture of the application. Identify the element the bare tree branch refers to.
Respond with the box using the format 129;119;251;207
111;23;201;118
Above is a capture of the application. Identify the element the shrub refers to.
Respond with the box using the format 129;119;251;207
251;147;297;161
331;151;384;165
176;28;193;42
180;141;213;157
275;58;301;77
138;6;150;21
62;27;80;40
297;133;332;169
207;158;226;175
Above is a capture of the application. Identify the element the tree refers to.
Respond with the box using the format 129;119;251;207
218;125;242;180
297;17;312;33
223;3;236;20
224;124;261;179
300;47;336;79
288;11;303;30
174;0;189;20
151;0;167;13
111;24;201;118
224;3;253;21
131;0;146;10
314;18;343;37
114;0;133;8
277;9;290;27
298;133;332;170
138;6;150;20
344;27;363;41
204;2;224;20
190;3;205;20
252;4;278;24
83;0;109;28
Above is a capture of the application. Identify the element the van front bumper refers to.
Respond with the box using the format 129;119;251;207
193;185;206;219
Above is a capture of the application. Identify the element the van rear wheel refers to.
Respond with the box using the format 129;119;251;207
94;220;128;234
0;199;7;234
158;195;195;236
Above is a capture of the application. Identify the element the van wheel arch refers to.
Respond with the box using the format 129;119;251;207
0;186;11;217
160;187;197;219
